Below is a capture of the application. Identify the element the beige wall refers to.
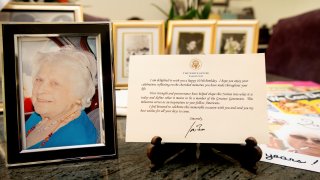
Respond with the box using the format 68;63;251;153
78;0;170;20
78;0;320;27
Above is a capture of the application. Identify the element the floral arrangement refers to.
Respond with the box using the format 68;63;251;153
152;0;213;21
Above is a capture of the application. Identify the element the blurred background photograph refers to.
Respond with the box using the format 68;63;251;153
177;32;204;54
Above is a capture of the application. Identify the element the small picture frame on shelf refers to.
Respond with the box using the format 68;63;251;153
214;20;259;54
166;20;216;55
2;22;117;166
113;21;165;89
0;2;83;22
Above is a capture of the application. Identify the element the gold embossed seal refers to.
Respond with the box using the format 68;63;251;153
190;58;202;70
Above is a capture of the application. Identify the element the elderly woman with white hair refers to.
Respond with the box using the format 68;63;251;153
25;46;98;149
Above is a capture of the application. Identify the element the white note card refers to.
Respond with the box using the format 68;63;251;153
126;54;268;144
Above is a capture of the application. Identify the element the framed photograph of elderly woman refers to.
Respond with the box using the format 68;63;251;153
113;21;165;89
2;22;117;166
214;20;259;54
0;2;83;22
167;20;216;54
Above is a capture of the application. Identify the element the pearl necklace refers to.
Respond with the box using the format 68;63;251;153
33;118;59;134
26;110;79;147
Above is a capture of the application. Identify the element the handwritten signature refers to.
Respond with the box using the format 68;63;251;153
185;117;205;138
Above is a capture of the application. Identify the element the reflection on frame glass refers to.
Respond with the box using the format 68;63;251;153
113;21;165;89
0;2;83;22
167;20;216;55
2;23;116;166
214;20;259;54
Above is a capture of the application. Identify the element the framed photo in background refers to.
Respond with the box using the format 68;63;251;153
0;2;83;22
166;20;216;55
2;22;117;166
214;20;259;54
113;21;165;89
0;2;83;113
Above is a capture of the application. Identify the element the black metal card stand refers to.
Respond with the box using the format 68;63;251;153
147;136;262;173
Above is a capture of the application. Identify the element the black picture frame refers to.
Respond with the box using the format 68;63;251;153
2;22;117;166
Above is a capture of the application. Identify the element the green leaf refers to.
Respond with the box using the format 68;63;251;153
200;1;212;19
168;0;176;20
181;8;197;19
173;15;184;20
196;11;201;19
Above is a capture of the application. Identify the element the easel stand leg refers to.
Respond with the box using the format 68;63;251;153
147;136;262;173
147;136;197;171
203;137;262;173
